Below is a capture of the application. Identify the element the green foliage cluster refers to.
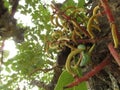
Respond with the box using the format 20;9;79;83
55;70;87;90
0;0;88;90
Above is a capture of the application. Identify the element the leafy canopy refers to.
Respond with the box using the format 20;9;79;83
0;0;88;90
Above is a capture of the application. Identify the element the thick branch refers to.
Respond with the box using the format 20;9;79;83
30;66;62;90
10;0;19;17
108;43;120;66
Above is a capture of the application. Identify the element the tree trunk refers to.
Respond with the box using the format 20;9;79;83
86;0;120;89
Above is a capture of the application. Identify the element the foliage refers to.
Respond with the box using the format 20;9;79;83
1;0;120;90
0;0;88;90
55;70;87;90
1;0;54;90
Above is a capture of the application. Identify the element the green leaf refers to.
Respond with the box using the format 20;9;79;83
62;0;76;9
54;70;73;90
3;50;10;58
5;67;11;72
77;0;85;8
31;34;38;41
54;70;87;90
80;52;91;67
4;1;9;8
78;44;86;50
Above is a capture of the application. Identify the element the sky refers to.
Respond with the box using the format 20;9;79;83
4;40;17;57
14;0;67;27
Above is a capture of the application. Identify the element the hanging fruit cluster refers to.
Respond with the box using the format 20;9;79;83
45;0;120;89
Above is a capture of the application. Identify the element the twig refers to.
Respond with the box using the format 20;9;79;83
29;65;57;76
0;40;5;65
100;0;119;48
108;43;120;66
51;4;91;38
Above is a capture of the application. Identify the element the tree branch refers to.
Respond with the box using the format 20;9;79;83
30;66;63;90
10;0;19;17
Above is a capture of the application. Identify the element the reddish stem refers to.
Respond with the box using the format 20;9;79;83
64;56;110;89
51;4;71;20
77;36;109;44
77;38;96;44
100;0;120;43
51;4;91;38
77;24;91;38
117;30;120;41
100;0;114;23
108;43;120;66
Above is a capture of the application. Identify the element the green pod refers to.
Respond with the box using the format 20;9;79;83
77;44;86;50
80;52;91;67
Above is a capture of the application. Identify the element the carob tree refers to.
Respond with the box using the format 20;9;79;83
0;0;120;90
46;0;120;90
